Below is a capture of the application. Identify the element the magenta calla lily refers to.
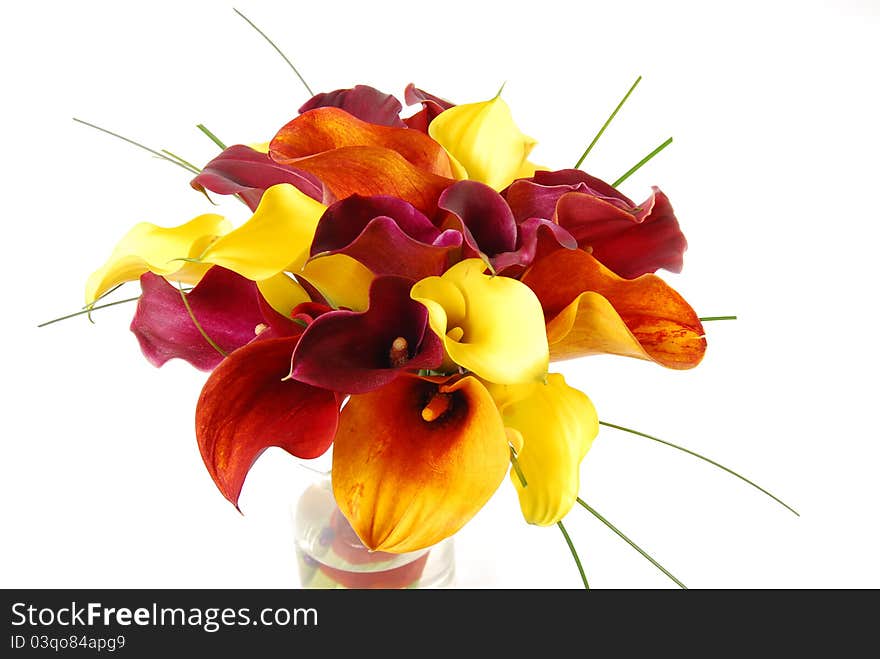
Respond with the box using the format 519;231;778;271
131;267;275;370
289;276;444;394
310;194;462;280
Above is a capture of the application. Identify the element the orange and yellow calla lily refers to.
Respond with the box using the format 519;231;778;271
331;374;510;553
411;258;549;384
522;249;706;369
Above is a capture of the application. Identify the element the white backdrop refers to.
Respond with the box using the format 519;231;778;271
2;0;878;589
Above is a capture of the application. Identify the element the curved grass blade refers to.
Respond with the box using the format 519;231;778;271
574;75;642;169
233;8;314;96
613;137;672;187
73;118;200;175
599;420;800;517
558;521;589;590
177;283;227;358
576;497;686;589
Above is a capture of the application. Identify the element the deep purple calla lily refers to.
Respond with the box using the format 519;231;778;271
438;180;576;275
504;169;687;278
288;276;444;394
310;194;462;281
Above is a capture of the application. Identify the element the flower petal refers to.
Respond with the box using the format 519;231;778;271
403;83;455;132
411;259;549;384
196;335;339;509
311;194;460;280
522;249;706;368
299;84;405;127
191;145;326;211
332;375;509;553
429;95;537;190
255;272;311;318
271;106;455;178
290;276;444;393
198;183;326;281
131;267;271;371
85;213;232;305
278;146;454;216
505;170;687;278
298;253;374;312
495;374;598;526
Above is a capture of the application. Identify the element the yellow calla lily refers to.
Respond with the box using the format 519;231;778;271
429;94;538;191
494;373;598;526
410;258;548;384
85;213;231;306
199;183;326;281
256;273;311;316
299;253;373;312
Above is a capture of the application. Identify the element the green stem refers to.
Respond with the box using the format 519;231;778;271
73;118;200;175
233;8;314;96
177;284;227;358
557;521;589;589
576;498;687;589
83;282;125;309
40;287;195;328
574;75;642;169
699;315;738;322
613;137;673;187
509;445;528;488
161;149;201;172
196;124;227;150
599;420;800;517
39;296;141;328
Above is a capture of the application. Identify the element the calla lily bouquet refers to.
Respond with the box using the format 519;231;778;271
49;10;797;589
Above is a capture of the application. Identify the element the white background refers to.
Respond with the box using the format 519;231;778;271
2;0;878;589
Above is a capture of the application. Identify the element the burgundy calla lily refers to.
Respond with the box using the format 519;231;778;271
310;194;462;280
191;145;326;210
288;276;444;394
299;84;406;128
504;169;687;278
403;83;455;132
438;180;576;275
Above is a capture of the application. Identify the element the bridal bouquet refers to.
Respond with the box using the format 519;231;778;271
53;10;795;588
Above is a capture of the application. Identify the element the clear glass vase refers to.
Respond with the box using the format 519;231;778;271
292;473;456;589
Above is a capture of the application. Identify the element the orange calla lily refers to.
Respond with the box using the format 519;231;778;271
522;249;706;369
283;146;454;216
331;374;510;553
270;106;457;179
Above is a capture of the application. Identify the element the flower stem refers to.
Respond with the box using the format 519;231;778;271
196;124;227;150
612;137;673;187
73;118;200;175
557;521;589;590
178;284;227;358
574;75;642;169
576;497;687;589
509;445;528;487
699;315;738;321
233;8;314;96
599;420;800;517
